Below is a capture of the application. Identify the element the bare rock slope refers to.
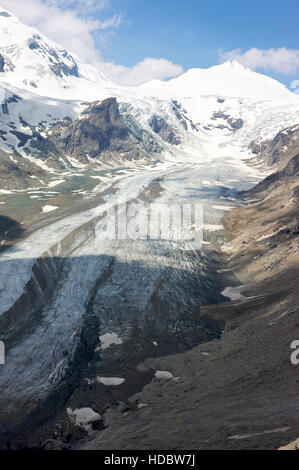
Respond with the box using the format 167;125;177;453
46;98;147;165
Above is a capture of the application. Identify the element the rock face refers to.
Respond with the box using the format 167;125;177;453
225;126;299;270
50;62;78;78
171;101;188;130
149;115;181;145
250;123;299;170
0;54;4;72
0;97;153;189
0;149;47;190
250;152;299;195
47;98;146;163
227;117;243;130
171;100;199;131
1;94;22;115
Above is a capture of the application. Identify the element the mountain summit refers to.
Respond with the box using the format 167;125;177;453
0;6;113;99
140;59;293;101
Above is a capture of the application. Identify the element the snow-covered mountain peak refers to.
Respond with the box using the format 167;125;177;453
140;60;296;102
0;6;299;189
136;60;299;144
0;6;114;99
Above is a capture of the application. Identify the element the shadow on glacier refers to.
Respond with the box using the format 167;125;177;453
0;249;229;441
0;215;25;252
183;185;239;200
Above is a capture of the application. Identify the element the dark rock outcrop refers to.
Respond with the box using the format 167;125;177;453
227;117;243;130
149;115;180;145
28;35;79;78
47;98;146;163
211;112;230;120
50;62;79;78
171;101;188;130
172;100;199;132
0;97;154;189
250;124;299;170
249;153;299;195
1;94;22;115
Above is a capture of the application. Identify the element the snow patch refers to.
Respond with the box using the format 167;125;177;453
99;332;123;351
47;179;65;188
41;205;58;213
204;224;224;232
155;371;174;380
221;286;245;301
96;377;125;386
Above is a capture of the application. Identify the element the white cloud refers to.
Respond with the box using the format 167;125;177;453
101;58;184;86
1;0;184;85
0;0;122;64
220;47;299;75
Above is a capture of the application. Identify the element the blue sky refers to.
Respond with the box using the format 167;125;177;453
2;0;299;88
104;0;299;86
108;0;298;67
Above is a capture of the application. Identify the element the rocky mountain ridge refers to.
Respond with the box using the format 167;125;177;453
1;7;299;192
250;123;299;170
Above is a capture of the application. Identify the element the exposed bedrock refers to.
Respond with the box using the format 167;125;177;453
0;213;228;448
250;123;299;170
47;98;147;164
149;115;181;145
28;34;79;78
